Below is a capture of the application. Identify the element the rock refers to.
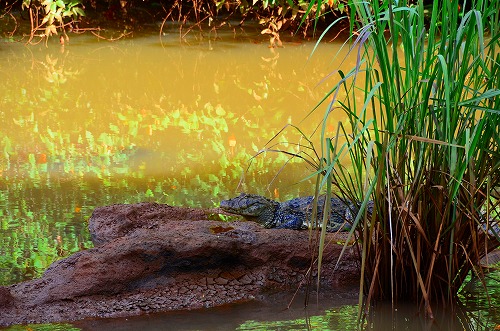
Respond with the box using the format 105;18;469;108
0;203;359;327
88;202;214;246
0;287;14;308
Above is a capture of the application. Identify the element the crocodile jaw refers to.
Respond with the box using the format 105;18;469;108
220;193;278;222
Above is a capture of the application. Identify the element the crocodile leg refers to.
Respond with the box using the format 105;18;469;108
274;210;307;230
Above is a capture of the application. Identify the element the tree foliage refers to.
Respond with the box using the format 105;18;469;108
0;0;350;43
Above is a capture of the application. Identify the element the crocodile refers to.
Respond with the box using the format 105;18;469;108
220;193;373;232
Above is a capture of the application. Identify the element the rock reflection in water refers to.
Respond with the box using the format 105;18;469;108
68;283;500;331
72;290;359;331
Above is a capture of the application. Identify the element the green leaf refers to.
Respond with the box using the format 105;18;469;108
208;174;218;182
215;105;226;116
72;6;85;17
109;124;120;133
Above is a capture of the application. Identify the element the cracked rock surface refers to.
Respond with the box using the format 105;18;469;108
0;202;359;327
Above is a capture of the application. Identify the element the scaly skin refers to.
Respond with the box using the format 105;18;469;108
220;193;372;232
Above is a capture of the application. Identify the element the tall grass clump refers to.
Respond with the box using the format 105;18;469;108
304;0;500;317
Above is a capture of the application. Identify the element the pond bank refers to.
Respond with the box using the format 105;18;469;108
0;203;359;327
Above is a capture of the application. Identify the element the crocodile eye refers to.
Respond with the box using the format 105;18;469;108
246;201;265;213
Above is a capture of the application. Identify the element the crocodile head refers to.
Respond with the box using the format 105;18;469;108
220;193;279;226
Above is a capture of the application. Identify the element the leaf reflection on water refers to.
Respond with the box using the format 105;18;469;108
0;34;341;285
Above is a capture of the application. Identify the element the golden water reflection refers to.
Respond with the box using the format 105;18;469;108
0;32;356;284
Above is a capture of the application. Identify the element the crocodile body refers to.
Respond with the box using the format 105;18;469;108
220;193;373;232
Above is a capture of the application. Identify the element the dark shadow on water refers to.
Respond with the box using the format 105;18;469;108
2;280;500;330
69;283;500;331
367;301;488;331
72;288;360;331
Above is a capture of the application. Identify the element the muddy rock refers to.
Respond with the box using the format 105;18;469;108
0;287;14;308
0;202;359;327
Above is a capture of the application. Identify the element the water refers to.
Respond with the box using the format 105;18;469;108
0;30;353;284
1;290;500;330
1;28;499;330
70;291;361;331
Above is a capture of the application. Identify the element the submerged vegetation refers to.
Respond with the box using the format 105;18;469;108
283;0;500;317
